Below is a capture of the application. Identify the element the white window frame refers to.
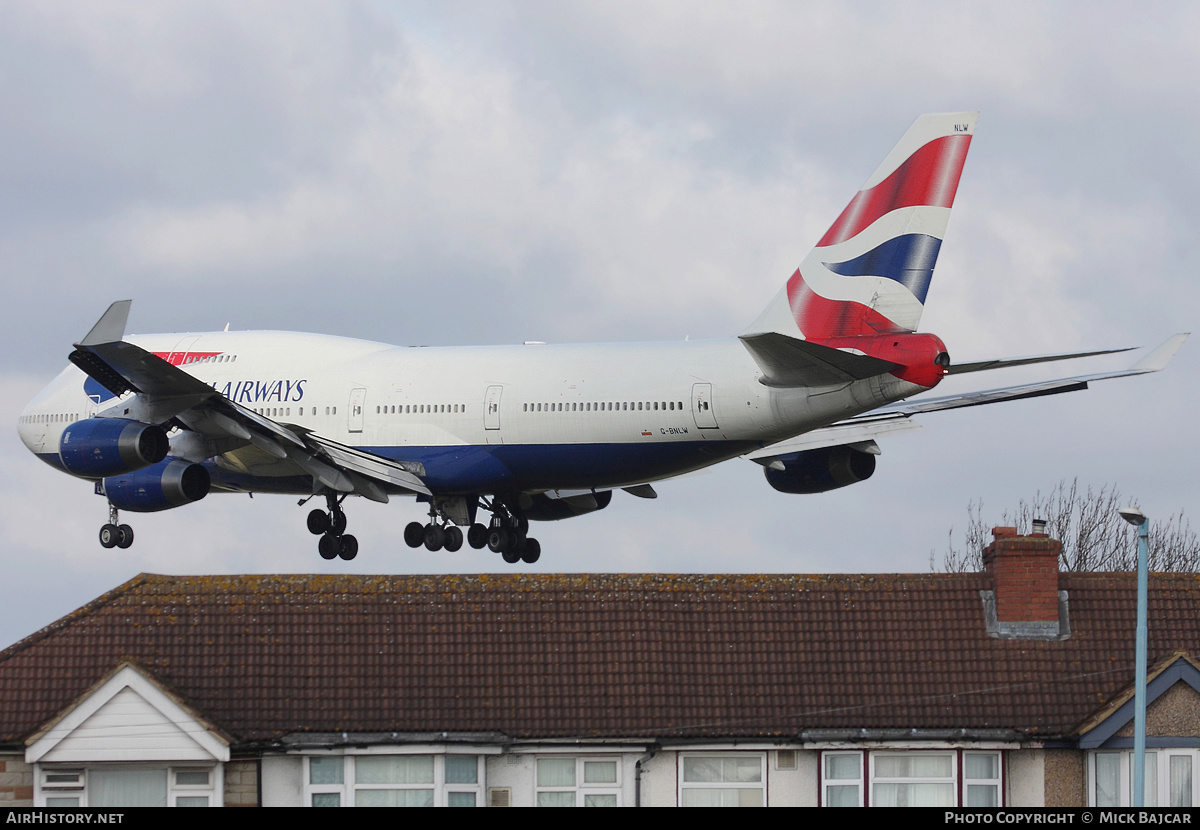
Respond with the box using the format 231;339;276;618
535;755;622;807
822;751;864;807
1089;748;1200;808
303;753;483;807
870;751;957;807
678;752;766;807
34;764;221;808
818;750;1003;807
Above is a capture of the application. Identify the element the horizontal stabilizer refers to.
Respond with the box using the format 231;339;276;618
739;332;902;387
948;346;1133;375
881;333;1188;416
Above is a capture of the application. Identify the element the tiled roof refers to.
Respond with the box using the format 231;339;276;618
1;571;1197;744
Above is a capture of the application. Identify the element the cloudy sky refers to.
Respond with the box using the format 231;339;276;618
1;1;1196;649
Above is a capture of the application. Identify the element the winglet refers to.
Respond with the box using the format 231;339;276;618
1131;333;1189;373
78;300;132;346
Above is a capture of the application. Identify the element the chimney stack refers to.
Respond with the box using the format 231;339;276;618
984;524;1062;623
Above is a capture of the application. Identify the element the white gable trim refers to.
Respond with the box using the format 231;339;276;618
26;663;230;764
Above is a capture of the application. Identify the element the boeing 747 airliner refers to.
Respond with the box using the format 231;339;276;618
17;112;1187;564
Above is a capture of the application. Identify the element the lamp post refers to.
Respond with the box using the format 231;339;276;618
1118;506;1149;807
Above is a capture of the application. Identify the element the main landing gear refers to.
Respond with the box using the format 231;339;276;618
306;493;358;561
404;498;540;565
99;504;134;550
404;501;464;553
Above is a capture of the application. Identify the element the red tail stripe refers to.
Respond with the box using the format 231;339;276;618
785;269;907;339
817;134;972;248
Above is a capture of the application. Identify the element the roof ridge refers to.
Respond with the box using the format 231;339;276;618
0;572;157;662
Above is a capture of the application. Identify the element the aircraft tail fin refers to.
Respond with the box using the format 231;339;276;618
743;112;977;341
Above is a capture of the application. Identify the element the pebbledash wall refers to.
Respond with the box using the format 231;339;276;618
4;528;1200;807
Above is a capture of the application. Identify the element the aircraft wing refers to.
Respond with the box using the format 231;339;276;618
67;301;430;501
745;333;1187;463
745;414;921;465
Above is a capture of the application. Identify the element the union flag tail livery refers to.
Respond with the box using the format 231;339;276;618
17;113;1184;565
745;112;976;343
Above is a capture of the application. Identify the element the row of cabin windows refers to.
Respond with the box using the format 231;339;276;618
20;413;81;424
523;401;686;413
376;404;467;415
179;354;236;365
252;407;337;417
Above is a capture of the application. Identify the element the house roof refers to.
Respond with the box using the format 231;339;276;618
2;571;1199;745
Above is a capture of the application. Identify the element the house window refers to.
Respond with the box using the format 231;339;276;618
820;750;1002;807
1091;749;1199;807
823;752;863;806
536;756;621;807
679;753;765;807
36;765;219;807
872;752;955;807
305;754;482;807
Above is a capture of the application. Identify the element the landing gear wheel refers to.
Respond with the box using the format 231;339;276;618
443;526;463;552
116;524;134;549
318;533;340;560
501;546;522;564
467;523;488;549
423;524;445;552
404;521;425;548
307;509;331;535
520;538;541;564
338;535;358;561
487;527;509;553
99;524;119;549
331;510;347;535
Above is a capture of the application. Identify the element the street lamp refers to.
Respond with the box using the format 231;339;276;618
1119;506;1149;807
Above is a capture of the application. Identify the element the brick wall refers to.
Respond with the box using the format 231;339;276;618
0;755;33;808
224;759;259;807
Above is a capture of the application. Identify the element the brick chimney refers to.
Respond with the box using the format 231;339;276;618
983;525;1063;624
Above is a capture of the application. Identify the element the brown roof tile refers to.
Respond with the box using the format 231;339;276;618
1;572;1197;743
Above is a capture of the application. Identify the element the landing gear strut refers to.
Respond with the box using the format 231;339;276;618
306;493;357;561
99;503;134;550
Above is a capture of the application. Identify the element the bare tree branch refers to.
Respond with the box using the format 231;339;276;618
936;478;1200;572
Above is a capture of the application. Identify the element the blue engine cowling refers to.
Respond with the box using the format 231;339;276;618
519;490;613;521
104;458;211;513
764;445;876;494
59;418;170;478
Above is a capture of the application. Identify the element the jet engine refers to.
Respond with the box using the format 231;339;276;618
519;490;613;521
764;445;876;494
59;418;169;478
103;458;211;513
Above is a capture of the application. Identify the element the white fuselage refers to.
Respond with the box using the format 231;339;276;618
19;330;924;497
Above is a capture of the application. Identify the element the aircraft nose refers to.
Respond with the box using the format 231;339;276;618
17;407;45;454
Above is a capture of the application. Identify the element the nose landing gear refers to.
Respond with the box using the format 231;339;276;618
306;493;357;561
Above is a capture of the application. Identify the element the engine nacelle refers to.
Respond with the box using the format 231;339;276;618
519;490;613;521
104;458;211;513
59;418;169;478
764;445;876;494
